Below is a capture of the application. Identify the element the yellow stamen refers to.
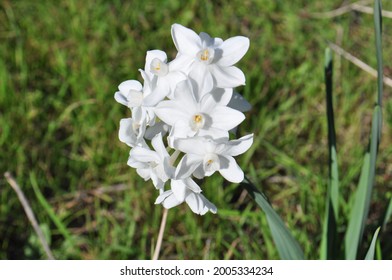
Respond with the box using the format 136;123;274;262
194;114;203;123
200;50;209;61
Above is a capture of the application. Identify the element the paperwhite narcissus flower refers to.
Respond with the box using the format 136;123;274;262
143;50;187;99
118;107;147;148
127;133;174;190
174;134;254;183
115;23;252;215
155;178;217;215
155;79;245;140
171;23;250;88
114;76;156;125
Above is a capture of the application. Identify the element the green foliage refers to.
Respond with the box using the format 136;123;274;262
242;178;304;259
365;227;380;260
345;0;384;260
320;48;339;260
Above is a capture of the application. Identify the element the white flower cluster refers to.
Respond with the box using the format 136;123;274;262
115;24;253;215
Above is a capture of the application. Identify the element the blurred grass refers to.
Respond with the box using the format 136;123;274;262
0;0;391;259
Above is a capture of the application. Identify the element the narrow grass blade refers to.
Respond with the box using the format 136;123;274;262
382;196;392;228
242;177;304;260
344;0;383;260
320;48;339;260
374;0;383;107
345;106;381;259
30;172;74;244
365;227;381;260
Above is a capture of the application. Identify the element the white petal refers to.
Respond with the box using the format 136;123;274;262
173;137;207;155
167;120;192;148
150;171;160;188
114;91;128;107
143;81;170;106
119;118;135;146
185;192;217;215
210;87;233;106
130;147;160;163
168;54;193;74
189;65;214;101
139;70;153;93
155;190;182;209
193;164;205;179
171;180;187;202
199;92;218;113
164;71;187;96
155;100;190;126
175;154;202;179
210;106;245;130
162;157;176;179
197;127;229;140
199;194;217;214
127;90;143;107
184;192;200;214
151;133;169;159
155;190;172;204
228;91;252;112
222;134;254;156
210;65;246;88
173;80;198;110
183;177;202;193
145;121;169;140
217;36;250;67
127;157;148;169
218;155;244;183
199;32;214;48
145;107;156;126
136;167;150;180
151;174;165;190
118;80;143;93
171;24;202;56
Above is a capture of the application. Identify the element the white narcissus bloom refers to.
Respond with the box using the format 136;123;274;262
114;75;156;125
115;23;252;215
143;50;187;99
127;133;174;190
118;107;147;148
155;79;244;140
174;134;254;183
155;178;217;215
171;23;250;88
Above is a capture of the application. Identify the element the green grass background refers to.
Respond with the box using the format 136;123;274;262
0;0;391;259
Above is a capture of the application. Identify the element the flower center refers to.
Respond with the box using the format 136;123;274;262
197;48;214;64
190;113;205;131
150;58;169;76
132;122;141;133
203;153;220;174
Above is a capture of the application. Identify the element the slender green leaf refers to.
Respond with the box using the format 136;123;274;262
382;196;392;229
345;106;381;259
374;0;383;107
30;172;74;243
320;48;339;260
365;227;381;260
242;177;304;260
344;0;383;259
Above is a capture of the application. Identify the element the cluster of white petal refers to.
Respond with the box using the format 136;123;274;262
115;24;253;215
